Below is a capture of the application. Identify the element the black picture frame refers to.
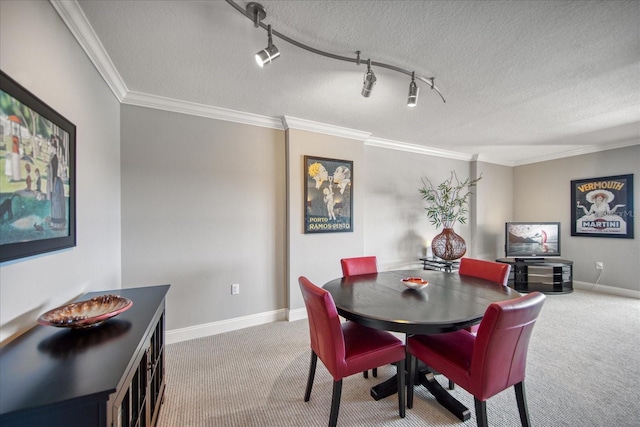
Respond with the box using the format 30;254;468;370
0;70;76;262
570;174;634;238
304;156;353;233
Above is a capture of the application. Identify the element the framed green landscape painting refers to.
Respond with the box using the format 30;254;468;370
0;70;76;262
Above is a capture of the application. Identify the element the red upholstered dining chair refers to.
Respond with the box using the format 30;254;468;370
406;292;546;427
459;257;511;286
298;276;406;427
459;258;511;335
340;256;379;379
340;256;378;277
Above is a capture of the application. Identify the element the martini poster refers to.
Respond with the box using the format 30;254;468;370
571;174;634;238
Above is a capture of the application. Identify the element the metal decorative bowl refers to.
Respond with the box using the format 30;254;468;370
38;294;133;329
401;277;429;290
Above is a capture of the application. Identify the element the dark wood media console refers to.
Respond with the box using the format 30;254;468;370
496;258;573;294
0;284;170;427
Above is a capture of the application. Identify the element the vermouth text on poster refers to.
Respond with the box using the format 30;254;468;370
576;180;625;192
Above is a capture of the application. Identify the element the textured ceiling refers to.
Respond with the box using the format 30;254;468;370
72;0;639;165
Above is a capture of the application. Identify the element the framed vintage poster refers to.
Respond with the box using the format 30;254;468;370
0;70;76;262
571;174;634;238
304;156;353;233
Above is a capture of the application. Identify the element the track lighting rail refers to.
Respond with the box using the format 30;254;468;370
226;0;446;104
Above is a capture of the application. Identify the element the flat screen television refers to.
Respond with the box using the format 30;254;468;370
505;222;561;259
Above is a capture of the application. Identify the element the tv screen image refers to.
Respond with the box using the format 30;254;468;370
505;222;561;258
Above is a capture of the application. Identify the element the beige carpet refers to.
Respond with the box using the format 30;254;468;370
157;289;640;426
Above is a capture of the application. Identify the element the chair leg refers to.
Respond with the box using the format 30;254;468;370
362;367;378;379
514;381;532;427
304;351;318;402
473;398;488;427
396;359;405;418
407;354;416;409
329;379;343;427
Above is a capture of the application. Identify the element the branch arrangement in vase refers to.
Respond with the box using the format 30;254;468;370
419;171;482;228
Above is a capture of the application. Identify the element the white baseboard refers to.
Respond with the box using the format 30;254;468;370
573;281;640;299
166;309;287;344
287;307;308;322
167;282;639;344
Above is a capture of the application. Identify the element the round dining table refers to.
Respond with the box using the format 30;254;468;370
323;268;521;421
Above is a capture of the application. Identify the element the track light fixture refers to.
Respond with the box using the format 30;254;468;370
255;24;280;67
228;0;446;106
407;72;419;107
361;60;377;98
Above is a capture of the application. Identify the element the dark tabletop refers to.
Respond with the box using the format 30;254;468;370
323;269;520;335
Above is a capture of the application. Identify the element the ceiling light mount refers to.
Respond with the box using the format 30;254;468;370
228;0;445;105
246;2;266;28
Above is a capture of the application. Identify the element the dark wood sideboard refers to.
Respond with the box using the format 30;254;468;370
0;284;170;427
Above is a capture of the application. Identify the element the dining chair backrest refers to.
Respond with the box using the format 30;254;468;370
298;276;346;379
339;256;380;380
470;291;546;400
459;258;511;286
340;256;378;277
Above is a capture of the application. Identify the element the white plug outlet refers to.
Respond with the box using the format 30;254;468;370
231;283;240;295
595;262;604;270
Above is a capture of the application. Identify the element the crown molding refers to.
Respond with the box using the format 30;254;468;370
282;116;372;141
474;154;515;167
511;138;640;166
123;91;284;130
365;137;475;161
50;0;128;101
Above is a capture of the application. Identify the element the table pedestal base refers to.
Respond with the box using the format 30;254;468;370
370;368;470;422
419;371;471;421
370;375;397;401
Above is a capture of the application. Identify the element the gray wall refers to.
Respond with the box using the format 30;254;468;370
120;105;286;331
474;162;514;258
514;145;640;292
0;0;121;342
362;148;512;269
